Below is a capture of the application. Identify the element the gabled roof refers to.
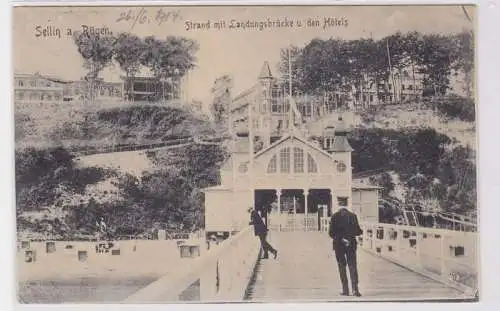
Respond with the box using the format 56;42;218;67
254;133;332;160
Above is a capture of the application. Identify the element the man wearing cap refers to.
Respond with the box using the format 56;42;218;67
249;207;278;259
329;204;363;297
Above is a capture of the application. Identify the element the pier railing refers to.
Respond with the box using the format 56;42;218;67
124;226;260;303
360;222;479;297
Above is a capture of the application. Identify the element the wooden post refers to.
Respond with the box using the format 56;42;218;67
277;189;281;232
415;231;422;267
304;189;308;216
440;234;448;280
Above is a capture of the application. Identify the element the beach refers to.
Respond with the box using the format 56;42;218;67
17;239;206;303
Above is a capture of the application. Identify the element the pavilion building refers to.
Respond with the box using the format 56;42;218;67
204;93;380;235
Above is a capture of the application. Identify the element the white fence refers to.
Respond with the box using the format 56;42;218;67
267;213;319;232
359;222;479;297
124;226;260;303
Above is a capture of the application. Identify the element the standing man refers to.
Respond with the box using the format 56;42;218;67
328;205;363;297
248;207;278;259
96;217;107;241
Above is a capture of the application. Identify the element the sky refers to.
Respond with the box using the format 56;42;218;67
13;5;474;106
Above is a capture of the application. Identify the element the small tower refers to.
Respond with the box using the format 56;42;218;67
258;61;274;110
257;61;275;146
323;119;336;152
258;61;274;87
328;116;354;211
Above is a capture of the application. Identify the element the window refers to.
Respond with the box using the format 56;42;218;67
370;95;374;102
293;148;304;173
279;148;290;173
29;80;36;87
18;80;25;87
408;85;413;90
267;155;277;173
238;163;248;173
337;197;348;207
402;84;406;91
337;161;347;173
307;154;318;173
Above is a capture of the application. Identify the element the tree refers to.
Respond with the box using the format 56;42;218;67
73;31;116;101
141;36;199;101
377;172;395;197
210;75;233;127
114;33;146;101
452;30;474;98
277;45;305;95
415;34;457;96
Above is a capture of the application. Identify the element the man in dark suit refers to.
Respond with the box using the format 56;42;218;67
249;207;278;259
328;206;363;297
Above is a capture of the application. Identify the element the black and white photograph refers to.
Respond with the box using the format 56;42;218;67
13;4;478;303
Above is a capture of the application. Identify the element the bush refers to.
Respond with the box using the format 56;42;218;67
15;147;114;213
434;95;475;122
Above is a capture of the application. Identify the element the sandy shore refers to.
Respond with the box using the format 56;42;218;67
17;239;206;303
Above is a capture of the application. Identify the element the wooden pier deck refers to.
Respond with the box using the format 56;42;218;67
246;231;467;302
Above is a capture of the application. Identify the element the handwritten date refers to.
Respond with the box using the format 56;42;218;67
116;8;182;29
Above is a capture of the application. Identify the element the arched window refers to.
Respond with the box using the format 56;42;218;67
279;148;290;173
267;155;277;173
267;148;318;174
307;154;318;173
293;148;304;173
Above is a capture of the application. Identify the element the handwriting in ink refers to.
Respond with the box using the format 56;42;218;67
155;8;182;26
116;8;149;30
116;8;182;29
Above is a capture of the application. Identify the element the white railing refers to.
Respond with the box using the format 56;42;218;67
268;213;319;232
360;222;478;297
319;217;330;232
124;226;260;303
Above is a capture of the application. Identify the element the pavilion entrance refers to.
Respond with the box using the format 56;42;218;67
254;189;333;232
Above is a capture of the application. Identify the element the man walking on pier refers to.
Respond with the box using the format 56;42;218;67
249;207;278;259
329;205;363;297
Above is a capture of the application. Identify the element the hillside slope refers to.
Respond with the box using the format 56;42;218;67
15;100;214;150
307;100;475;150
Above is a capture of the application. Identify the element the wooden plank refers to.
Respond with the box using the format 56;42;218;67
247;232;467;301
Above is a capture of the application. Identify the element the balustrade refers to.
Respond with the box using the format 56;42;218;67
359;222;478;297
124;226;260;303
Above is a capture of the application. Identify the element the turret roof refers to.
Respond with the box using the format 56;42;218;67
258;61;273;79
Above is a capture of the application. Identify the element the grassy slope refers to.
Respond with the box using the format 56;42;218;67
15;100;214;150
15;101;216;239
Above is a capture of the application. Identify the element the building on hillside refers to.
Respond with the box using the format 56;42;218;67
14;73;65;104
14;72;124;104
62;78;123;102
120;67;185;102
230;62;307;150
203;116;381;236
348;65;424;108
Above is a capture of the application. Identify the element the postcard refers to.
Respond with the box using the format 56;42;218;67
13;4;477;303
